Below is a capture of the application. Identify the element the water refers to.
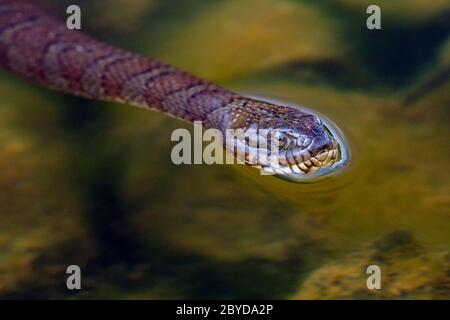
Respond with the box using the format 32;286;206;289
0;0;448;299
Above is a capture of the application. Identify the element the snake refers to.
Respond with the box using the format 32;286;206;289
0;0;349;182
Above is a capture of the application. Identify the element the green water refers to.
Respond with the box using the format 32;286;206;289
0;0;448;299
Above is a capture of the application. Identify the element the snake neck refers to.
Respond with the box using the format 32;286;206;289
0;0;239;125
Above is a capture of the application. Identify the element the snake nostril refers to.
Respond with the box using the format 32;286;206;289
308;134;333;154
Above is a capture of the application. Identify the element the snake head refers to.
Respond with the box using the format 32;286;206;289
224;97;348;181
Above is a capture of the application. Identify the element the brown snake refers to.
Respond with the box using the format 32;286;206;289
0;0;349;181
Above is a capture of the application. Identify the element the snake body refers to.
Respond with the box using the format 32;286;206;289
0;0;347;180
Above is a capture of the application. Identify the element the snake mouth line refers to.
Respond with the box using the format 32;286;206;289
257;146;340;176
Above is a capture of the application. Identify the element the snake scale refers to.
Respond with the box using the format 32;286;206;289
0;0;348;181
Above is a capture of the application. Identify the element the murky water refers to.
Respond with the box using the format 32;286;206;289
0;0;449;299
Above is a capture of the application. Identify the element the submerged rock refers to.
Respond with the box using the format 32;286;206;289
294;231;450;299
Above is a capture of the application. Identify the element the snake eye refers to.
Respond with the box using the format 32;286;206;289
272;131;288;149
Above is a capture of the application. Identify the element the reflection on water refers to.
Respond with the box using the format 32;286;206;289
0;0;449;299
